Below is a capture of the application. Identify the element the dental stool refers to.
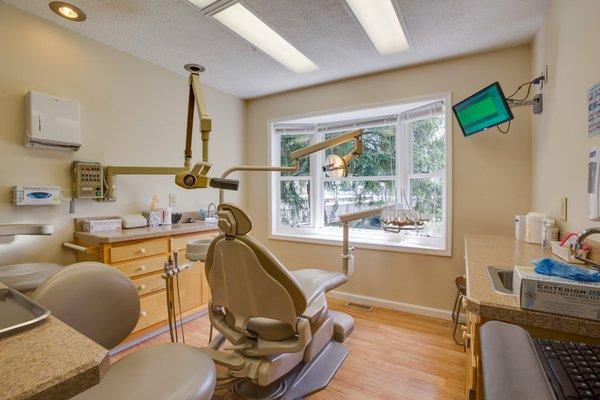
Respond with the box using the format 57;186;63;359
0;262;62;294
452;275;466;345
31;262;216;400
196;203;355;399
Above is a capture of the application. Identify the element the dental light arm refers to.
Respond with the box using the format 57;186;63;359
218;129;363;202
99;64;238;201
339;207;384;277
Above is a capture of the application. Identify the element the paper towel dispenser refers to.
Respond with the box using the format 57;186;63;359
25;91;81;151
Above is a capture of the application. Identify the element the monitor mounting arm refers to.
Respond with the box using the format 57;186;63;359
508;94;543;115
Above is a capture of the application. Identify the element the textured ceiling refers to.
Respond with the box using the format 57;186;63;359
3;0;548;99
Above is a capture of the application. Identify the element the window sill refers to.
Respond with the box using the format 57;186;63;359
269;230;451;257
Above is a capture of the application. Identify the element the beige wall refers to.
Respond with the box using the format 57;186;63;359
245;46;533;312
0;3;244;265
532;0;600;233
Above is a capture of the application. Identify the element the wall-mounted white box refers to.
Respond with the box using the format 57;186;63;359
25;91;81;151
11;186;61;206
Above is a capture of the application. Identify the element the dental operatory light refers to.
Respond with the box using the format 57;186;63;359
49;2;86;22
323;154;348;179
191;0;318;74
345;0;411;55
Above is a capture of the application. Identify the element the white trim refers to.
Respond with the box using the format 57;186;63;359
328;290;453;321
269;231;450;256
267;92;453;256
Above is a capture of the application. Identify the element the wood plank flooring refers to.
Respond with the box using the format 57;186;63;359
113;299;465;399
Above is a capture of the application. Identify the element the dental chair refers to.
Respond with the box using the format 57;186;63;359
194;203;355;399
31;262;217;400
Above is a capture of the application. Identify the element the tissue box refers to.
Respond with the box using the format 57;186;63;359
82;218;122;233
513;266;600;321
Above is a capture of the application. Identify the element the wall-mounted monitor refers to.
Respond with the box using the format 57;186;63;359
453;82;513;136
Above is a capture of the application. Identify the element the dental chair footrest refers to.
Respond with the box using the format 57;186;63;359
328;311;354;343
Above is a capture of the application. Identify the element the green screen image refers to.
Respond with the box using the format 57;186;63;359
453;82;513;136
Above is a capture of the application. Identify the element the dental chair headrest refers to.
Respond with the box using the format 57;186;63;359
217;203;252;237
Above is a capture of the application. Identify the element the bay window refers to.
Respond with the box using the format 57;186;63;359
269;94;452;255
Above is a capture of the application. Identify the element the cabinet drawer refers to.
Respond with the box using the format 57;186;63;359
132;274;165;296
110;238;168;263
172;232;217;252
134;291;167;332
113;255;167;279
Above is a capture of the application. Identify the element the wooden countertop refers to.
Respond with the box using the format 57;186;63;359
74;221;218;244
464;234;600;339
0;283;109;400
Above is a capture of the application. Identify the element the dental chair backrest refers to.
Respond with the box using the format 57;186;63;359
32;262;140;350
205;203;308;332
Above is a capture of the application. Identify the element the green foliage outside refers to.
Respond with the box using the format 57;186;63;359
278;116;445;228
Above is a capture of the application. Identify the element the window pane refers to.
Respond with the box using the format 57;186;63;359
280;180;311;227
280;134;310;176
324;125;395;177
410;177;443;223
323;180;394;229
412;116;445;174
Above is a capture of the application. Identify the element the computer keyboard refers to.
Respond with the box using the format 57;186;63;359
534;338;600;399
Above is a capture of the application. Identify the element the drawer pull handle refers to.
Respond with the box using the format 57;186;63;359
137;284;147;291
139;248;146;254
137;265;146;271
140;311;147;317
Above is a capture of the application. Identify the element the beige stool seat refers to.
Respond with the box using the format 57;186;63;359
0;262;61;292
32;262;216;400
72;343;216;400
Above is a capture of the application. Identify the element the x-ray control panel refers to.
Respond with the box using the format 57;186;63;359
72;162;104;199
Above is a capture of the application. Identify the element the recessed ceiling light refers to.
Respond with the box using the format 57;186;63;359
345;0;410;55
205;2;318;74
49;1;86;22
186;0;218;9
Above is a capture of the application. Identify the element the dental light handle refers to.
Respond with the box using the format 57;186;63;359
209;178;239;191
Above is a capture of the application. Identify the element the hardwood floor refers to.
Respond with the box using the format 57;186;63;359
113;299;466;399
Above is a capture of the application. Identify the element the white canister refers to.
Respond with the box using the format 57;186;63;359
161;207;172;225
541;217;559;248
514;215;526;241
525;212;544;244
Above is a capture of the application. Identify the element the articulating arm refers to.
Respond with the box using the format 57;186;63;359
98;64;238;202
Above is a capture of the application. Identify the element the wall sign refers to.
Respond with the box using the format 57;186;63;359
588;81;600;137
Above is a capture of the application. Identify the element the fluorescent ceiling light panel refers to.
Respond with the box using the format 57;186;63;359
212;3;318;74
187;0;218;8
345;0;410;55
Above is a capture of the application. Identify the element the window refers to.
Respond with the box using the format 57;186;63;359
269;95;452;255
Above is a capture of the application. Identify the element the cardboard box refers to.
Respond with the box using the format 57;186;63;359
82;218;122;233
513;266;600;321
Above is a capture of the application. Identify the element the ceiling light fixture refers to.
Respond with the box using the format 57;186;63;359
186;0;218;9
49;1;86;22
345;0;410;55
196;1;318;74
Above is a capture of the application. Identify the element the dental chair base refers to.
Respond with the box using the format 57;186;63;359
232;341;348;400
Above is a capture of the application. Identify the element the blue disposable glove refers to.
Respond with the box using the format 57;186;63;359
533;258;600;282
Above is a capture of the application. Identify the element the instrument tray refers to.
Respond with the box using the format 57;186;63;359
0;287;50;337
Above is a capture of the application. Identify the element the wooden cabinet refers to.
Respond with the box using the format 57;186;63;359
75;230;216;342
464;305;482;400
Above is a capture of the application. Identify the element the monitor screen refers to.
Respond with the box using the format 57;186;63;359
453;82;514;136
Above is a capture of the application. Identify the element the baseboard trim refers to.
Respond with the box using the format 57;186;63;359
110;308;208;355
328;290;454;321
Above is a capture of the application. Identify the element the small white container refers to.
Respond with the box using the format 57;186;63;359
525;212;544;244
514;215;526;241
541;217;559;248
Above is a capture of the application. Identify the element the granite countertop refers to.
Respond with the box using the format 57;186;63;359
464;234;600;339
0;282;109;400
74;221;219;244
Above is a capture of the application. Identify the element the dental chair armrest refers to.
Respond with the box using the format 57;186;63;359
244;318;312;357
200;348;245;371
291;269;348;305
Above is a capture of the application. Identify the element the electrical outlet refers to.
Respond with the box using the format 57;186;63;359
560;197;567;221
169;194;176;208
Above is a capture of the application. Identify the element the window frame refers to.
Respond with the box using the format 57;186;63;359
267;92;453;257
